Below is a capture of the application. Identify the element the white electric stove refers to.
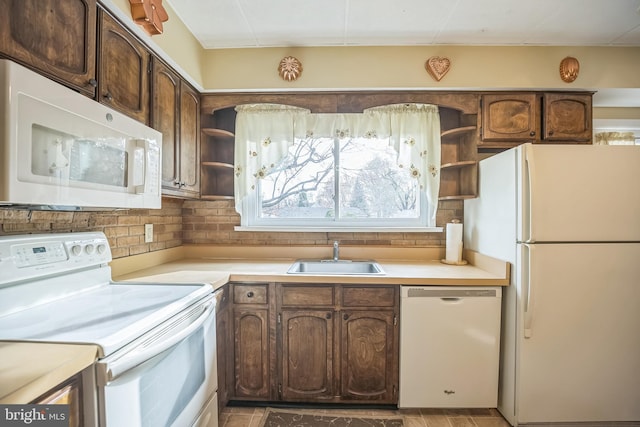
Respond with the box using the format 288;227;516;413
0;232;218;427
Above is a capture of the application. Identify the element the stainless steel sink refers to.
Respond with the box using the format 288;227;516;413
287;259;385;275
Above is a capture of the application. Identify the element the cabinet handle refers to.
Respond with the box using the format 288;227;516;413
343;313;349;320
103;92;113;101
246;291;254;298
88;78;97;88
548;130;554;136
529;131;536;137
174;181;181;187
326;313;332;319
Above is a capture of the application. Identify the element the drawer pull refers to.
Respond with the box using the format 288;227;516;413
247;291;254;298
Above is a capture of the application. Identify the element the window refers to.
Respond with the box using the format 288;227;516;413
234;104;441;231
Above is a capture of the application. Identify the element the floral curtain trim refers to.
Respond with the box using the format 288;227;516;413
594;131;636;145
234;103;441;225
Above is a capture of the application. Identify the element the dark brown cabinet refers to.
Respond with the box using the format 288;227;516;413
278;284;336;401
224;283;399;405
177;81;201;196
152;56;200;198
542;93;592;141
0;0;97;97
214;285;233;410
280;310;335;401
232;283;273;400
340;285;398;403
98;9;150;124
480;92;592;148
275;284;399;404
32;373;83;427
340;310;396;401
481;93;538;143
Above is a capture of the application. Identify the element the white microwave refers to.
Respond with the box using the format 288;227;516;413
0;59;162;210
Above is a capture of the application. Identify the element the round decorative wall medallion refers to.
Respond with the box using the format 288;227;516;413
278;56;303;82
559;56;580;83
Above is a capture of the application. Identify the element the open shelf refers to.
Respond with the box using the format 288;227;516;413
201;107;237;199
440;126;476;141
439;108;479;200
202;128;235;138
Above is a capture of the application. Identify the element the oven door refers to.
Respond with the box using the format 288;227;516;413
95;295;217;427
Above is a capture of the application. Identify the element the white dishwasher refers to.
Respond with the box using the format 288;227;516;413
399;286;502;408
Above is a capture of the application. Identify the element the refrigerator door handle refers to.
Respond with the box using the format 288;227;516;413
523;243;534;338
523;144;536;242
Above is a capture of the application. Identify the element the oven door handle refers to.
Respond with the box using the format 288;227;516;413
96;296;215;385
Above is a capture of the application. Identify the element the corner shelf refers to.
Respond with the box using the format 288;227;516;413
200;107;237;199
439;108;478;201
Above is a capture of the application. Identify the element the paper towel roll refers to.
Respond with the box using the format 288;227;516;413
445;221;463;263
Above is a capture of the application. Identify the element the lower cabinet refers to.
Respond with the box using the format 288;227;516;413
224;282;399;406
32;373;83;427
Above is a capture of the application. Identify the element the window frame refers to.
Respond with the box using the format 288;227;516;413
236;136;441;233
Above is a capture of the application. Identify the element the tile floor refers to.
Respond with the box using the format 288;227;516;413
219;406;512;427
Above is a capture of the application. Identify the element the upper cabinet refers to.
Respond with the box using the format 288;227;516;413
98;9;150;124
542;93;592;141
480;92;592;149
152;57;200;198
0;0;97;97
177;81;201;197
481;94;537;142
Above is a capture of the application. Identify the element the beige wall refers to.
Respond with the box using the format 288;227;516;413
100;0;205;88
201;46;640;92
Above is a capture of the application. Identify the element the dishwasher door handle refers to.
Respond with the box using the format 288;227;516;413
440;297;462;302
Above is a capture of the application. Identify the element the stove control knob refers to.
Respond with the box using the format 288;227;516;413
71;245;82;256
97;244;107;255
85;244;95;255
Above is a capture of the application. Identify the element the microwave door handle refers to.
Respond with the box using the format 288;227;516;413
132;139;148;194
96;298;215;385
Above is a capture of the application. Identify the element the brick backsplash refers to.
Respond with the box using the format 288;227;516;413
182;199;462;247
0;197;460;258
0;197;184;259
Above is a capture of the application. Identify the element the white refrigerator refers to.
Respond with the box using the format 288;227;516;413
464;143;640;426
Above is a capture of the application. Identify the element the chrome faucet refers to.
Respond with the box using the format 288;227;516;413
333;241;339;261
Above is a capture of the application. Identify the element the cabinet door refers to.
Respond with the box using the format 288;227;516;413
280;310;335;401
151;58;181;192
542;93;592;142
0;0;97;97
481;94;538;142
33;374;83;427
340;310;397;403
178;81;201;197
215;286;232;410
233;308;270;399
98;9;150;123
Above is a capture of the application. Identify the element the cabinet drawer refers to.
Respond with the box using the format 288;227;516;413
342;286;396;307
280;285;335;307
233;284;268;304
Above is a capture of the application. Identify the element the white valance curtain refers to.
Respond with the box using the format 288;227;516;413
234;103;441;224
594;131;636;145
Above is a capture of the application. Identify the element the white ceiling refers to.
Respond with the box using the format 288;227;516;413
164;0;640;108
166;0;640;49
